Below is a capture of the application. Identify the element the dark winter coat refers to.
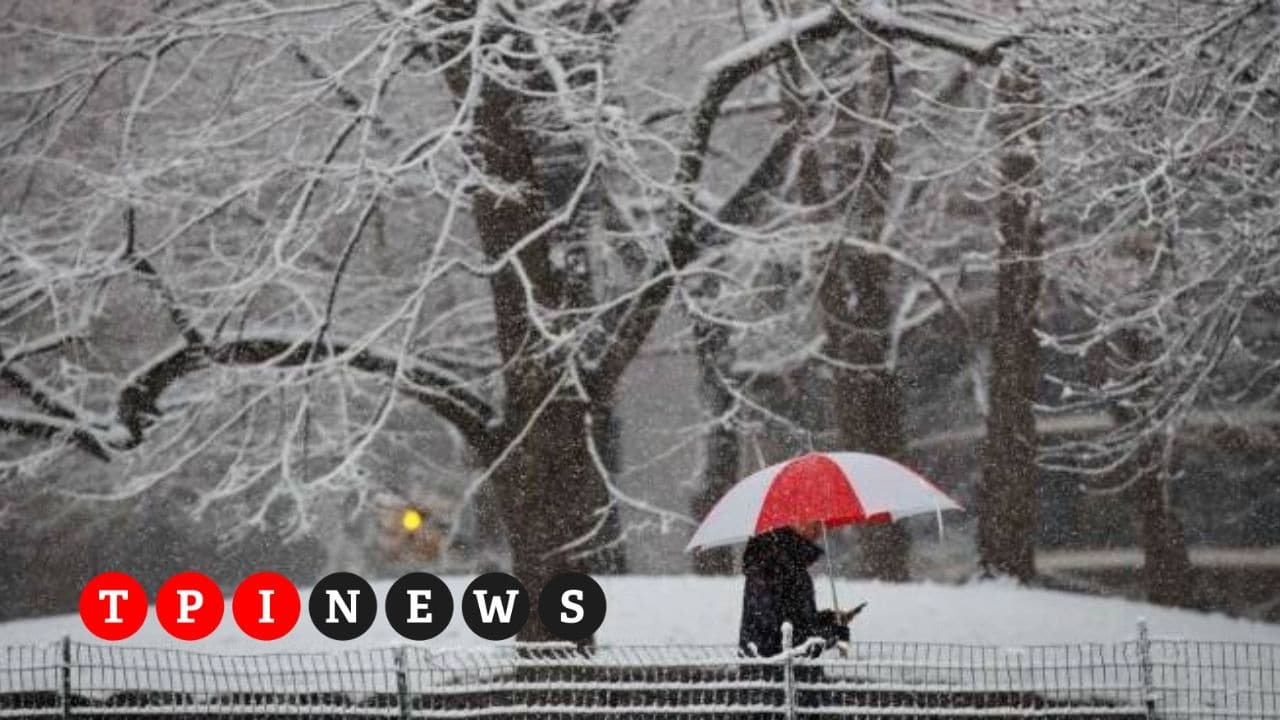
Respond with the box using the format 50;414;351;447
737;527;849;658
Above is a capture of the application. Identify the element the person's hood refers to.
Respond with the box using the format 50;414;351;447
742;527;823;572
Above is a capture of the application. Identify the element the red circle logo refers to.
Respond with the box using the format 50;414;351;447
155;571;224;641
79;572;147;641
231;572;300;641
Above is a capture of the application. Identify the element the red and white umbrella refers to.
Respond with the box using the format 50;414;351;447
686;451;962;552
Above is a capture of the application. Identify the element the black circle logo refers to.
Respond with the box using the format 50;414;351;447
537;572;606;641
385;572;453;641
461;572;528;641
308;572;376;641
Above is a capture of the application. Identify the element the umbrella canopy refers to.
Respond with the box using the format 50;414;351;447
686;451;962;552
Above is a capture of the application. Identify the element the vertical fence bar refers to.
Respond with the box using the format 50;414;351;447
60;636;71;720
1138;618;1155;719
395;646;409;720
781;622;795;720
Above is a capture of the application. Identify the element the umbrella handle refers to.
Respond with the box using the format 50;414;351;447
820;524;850;658
821;524;840;611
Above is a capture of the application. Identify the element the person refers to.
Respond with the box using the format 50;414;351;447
738;521;851;659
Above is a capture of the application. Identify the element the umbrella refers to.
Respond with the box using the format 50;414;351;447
686;451;962;551
685;451;963;616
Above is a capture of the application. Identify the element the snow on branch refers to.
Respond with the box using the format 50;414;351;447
699;8;843;78
592;0;1008;392
115;335;498;457
0;409;111;461
848;1;1015;63
700;3;1012;78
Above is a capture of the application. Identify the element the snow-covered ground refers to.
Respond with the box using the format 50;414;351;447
3;575;1277;651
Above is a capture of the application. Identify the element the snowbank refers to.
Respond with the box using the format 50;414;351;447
2;575;1276;651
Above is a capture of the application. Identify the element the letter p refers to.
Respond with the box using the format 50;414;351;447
177;589;204;623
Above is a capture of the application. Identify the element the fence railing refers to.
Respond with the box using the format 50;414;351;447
1;621;1276;718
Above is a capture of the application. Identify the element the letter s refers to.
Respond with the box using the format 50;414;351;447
560;589;584;624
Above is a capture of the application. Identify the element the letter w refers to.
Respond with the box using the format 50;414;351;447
472;589;519;624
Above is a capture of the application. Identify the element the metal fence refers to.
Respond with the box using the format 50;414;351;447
1;622;1276;718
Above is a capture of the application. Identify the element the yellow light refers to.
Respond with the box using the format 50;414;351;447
402;508;423;532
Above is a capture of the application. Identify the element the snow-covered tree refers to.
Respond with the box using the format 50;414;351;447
1034;0;1280;602
0;0;1013;635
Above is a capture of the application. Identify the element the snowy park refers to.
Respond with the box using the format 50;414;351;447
2;0;1279;717
4;577;1279;717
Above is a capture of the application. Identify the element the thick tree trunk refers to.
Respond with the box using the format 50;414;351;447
491;397;618;642
543;134;628;578
810;50;911;581
1109;328;1196;607
824;250;911;582
1133;441;1196;606
978;65;1043;582
691;320;739;575
443;54;625;641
